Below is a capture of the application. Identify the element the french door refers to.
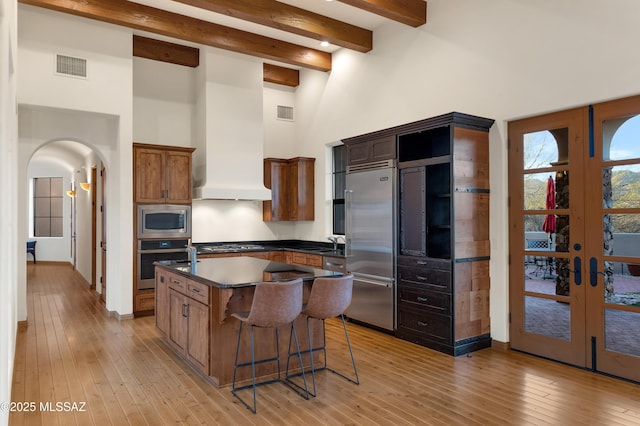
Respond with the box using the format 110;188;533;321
509;95;640;382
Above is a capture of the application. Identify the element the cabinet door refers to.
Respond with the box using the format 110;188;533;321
290;158;315;220
369;135;396;162
168;290;188;354
135;148;166;203
165;151;192;203
263;159;290;221
399;167;427;256
155;269;169;336
187;300;209;374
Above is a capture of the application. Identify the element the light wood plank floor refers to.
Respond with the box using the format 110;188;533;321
10;263;640;425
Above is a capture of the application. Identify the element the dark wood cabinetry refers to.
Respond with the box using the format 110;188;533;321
157;269;210;375
133;143;195;204
395;113;494;356
263;157;315;221
346;135;396;166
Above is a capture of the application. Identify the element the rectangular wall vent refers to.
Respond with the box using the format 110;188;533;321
277;105;294;121
56;54;87;78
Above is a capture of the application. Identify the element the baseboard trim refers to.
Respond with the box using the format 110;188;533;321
491;340;511;351
113;312;135;321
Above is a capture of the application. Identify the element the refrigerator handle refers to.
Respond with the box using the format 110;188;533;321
344;189;353;258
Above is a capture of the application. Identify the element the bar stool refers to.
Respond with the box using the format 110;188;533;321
231;278;309;413
286;274;359;397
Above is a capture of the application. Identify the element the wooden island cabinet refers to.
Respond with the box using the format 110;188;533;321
154;257;336;387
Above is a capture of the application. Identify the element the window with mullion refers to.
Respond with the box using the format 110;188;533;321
332;145;346;235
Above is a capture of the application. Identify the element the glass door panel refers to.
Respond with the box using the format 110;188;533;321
508;108;586;367
587;98;640;382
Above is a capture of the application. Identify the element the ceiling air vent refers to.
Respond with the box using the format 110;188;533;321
56;54;87;78
277;105;294;121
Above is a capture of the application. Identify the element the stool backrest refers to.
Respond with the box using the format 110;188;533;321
304;274;353;319
246;278;303;328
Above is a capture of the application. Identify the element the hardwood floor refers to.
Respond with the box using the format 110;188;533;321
10;263;640;425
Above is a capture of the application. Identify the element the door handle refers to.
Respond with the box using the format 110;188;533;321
589;257;606;287
562;257;582;285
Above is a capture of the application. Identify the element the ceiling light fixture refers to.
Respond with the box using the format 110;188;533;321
320;41;329;47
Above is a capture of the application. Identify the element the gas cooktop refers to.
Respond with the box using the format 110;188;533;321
199;244;265;252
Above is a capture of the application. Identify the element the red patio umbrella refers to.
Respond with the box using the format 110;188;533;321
542;176;556;234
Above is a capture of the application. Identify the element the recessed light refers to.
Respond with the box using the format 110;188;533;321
320;41;329;47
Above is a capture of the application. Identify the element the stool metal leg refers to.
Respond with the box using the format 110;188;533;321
286;315;359;397
233;322;308;414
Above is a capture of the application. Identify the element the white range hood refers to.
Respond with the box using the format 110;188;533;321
192;49;271;201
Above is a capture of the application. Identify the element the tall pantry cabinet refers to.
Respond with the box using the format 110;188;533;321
395;113;494;355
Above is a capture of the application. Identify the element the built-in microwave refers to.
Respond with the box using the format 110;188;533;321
137;204;191;239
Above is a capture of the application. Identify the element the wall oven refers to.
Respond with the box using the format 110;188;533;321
137;239;189;290
137;204;191;239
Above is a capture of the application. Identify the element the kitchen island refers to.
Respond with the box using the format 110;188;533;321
154;256;341;387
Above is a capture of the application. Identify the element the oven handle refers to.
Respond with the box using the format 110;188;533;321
138;249;188;254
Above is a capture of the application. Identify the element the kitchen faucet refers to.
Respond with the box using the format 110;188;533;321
186;239;198;273
328;236;345;251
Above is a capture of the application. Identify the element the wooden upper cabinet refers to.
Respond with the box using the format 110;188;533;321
133;143;195;204
346;135;396;166
263;157;315;221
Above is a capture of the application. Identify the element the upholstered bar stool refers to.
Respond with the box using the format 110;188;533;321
231;278;309;413
287;274;359;397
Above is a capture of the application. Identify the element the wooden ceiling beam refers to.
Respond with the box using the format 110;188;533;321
132;35;300;88
173;0;372;53
263;63;299;87
133;35;200;68
19;0;332;72
339;0;426;27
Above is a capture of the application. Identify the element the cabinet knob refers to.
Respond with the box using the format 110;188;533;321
417;321;429;327
417;297;428;302
416;275;427;281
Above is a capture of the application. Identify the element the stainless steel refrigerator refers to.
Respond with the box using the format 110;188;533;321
345;159;396;331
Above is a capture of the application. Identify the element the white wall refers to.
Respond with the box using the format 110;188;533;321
17;4;133;317
133;57;195;147
0;0;18;423
293;0;640;342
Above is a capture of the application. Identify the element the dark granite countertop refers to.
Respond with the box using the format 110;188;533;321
155;256;341;288
194;239;345;257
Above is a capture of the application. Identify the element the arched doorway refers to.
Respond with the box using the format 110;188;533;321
27;139;107;300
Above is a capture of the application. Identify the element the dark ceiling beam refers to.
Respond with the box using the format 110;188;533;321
133;35;200;68
132;35;300;87
19;0;332;72
173;0;372;53
263;63;299;87
339;0;426;27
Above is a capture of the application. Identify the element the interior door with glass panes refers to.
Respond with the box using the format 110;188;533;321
586;96;640;382
508;107;588;367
